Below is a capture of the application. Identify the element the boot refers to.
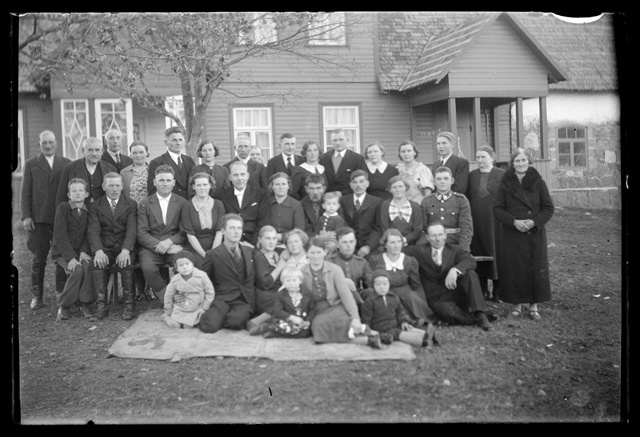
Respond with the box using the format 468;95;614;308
30;262;46;310
121;269;135;321
80;303;95;319
92;269;109;320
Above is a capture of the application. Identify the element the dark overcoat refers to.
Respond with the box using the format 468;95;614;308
492;167;554;304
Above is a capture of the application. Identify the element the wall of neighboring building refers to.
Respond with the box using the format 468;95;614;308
17;93;55;162
522;91;621;209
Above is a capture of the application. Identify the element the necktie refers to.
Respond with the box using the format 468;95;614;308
432;249;441;267
312;202;320;219
77;208;82;217
332;152;342;172
111;199;117;213
116;153;121;165
287;156;292;169
355;198;361;212
439;159;444;167
177;156;183;169
231;246;241;262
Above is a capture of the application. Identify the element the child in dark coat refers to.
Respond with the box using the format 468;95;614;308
51;178;96;322
361;269;436;348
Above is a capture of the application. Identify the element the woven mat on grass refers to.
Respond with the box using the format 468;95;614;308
108;309;416;362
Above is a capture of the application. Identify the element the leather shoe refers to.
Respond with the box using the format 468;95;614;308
80;303;95;318
123;307;135;321
367;333;382;349
379;332;394;345
477;312;494;331
56;306;71;322
30;297;43;310
422;322;437;347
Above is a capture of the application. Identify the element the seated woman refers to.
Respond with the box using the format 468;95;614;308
188;139;230;199
378;175;424;247
180;172;226;268
246;225;290;333
301;237;364;344
368;228;438;336
265;172;306;246
279;228;310;269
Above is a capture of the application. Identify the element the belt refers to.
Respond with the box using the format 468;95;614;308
445;228;461;234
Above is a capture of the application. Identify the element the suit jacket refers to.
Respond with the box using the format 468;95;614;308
137;193;188;251
101;151;133;173
218;184;270;245
340;193;382;251
87;195;138;254
50;201;91;261
147;151;196;199
319;149;367;195
223;157;269;189
272;288;316;322
21;153;71;223
432;154;470;194
403;243;477;300
201;244;256;311
266;153;305;179
300;196;325;235
56;158;118;206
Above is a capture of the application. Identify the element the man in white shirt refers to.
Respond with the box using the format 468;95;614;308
266;133;304;178
137;165;188;300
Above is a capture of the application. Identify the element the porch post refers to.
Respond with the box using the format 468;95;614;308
448;97;457;138
539;96;548;159
516;97;524;149
473;97;482;157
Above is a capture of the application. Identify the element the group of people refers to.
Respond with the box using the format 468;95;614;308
20;125;554;349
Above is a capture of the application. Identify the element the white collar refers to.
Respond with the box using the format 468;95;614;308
334;149;345;157
108;150;120;159
366;161;388;173
168;150;181;162
234;186;246;196
383;252;405;271
354;192;366;204
157;193;171;202
282;153;294;164
44;154;55;165
439;154;452;164
323;211;339;217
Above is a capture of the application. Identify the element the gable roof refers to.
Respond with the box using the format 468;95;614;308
378;11;618;93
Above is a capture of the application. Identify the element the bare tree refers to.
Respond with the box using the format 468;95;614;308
18;12;366;155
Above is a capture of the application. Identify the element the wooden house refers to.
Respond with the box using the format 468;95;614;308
15;11;621;209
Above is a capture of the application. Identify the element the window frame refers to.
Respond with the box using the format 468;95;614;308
319;103;362;154
94;98;134;155
231;104;275;159
60;98;90;160
307;12;347;46
15;108;25;175
556;125;588;169
165;95;186;130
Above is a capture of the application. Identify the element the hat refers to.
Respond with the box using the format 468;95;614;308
173;250;196;266
371;269;391;282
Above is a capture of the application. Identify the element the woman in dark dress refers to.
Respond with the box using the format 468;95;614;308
378;175;424;246
188;139;230;199
364;140;398;200
466;145;506;301
368;229;438;334
493;148;554;320
180;172;226;268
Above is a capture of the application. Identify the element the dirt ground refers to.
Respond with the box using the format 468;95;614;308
10;206;625;424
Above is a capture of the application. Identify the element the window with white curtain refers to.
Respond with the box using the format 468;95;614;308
232;106;273;159
60;99;90;160
308;12;346;46
95;98;133;154
165;95;186;129
321;105;360;153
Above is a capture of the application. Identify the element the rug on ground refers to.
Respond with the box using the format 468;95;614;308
108;309;416;362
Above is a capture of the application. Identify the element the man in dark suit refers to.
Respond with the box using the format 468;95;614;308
100;129;133;173
265;133;305;179
299;173;327;235
20;130;72;310
147;126;195;199
199;213;256;333
404;222;493;331
88;172;139;320
56;137;118;206
223;134;268;189
340;170;383;258
218;160;270;247
319;128;367;195
137;165;188;300
432;133;470;194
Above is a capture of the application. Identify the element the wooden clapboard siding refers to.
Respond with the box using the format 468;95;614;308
411;105;437;165
203;82;410;165
448;17;550;98
18;94;55;161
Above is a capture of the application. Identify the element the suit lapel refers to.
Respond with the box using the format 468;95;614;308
112;197;128;221
165;194;180;226
149;194;165;226
359;193;375;213
51;155;66;179
342;195;355;220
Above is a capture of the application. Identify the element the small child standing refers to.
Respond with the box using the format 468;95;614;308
257;266;316;338
163;251;215;329
51;178;96;322
361;269;437;348
315;191;346;252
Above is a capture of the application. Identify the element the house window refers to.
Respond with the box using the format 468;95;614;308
321;105;361;153
308;12;346;46
557;125;587;168
232;106;273;159
95;98;134;154
239;13;277;45
165;96;186;129
61;99;90;160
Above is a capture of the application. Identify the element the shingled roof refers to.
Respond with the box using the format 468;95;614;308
377;11;618;93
